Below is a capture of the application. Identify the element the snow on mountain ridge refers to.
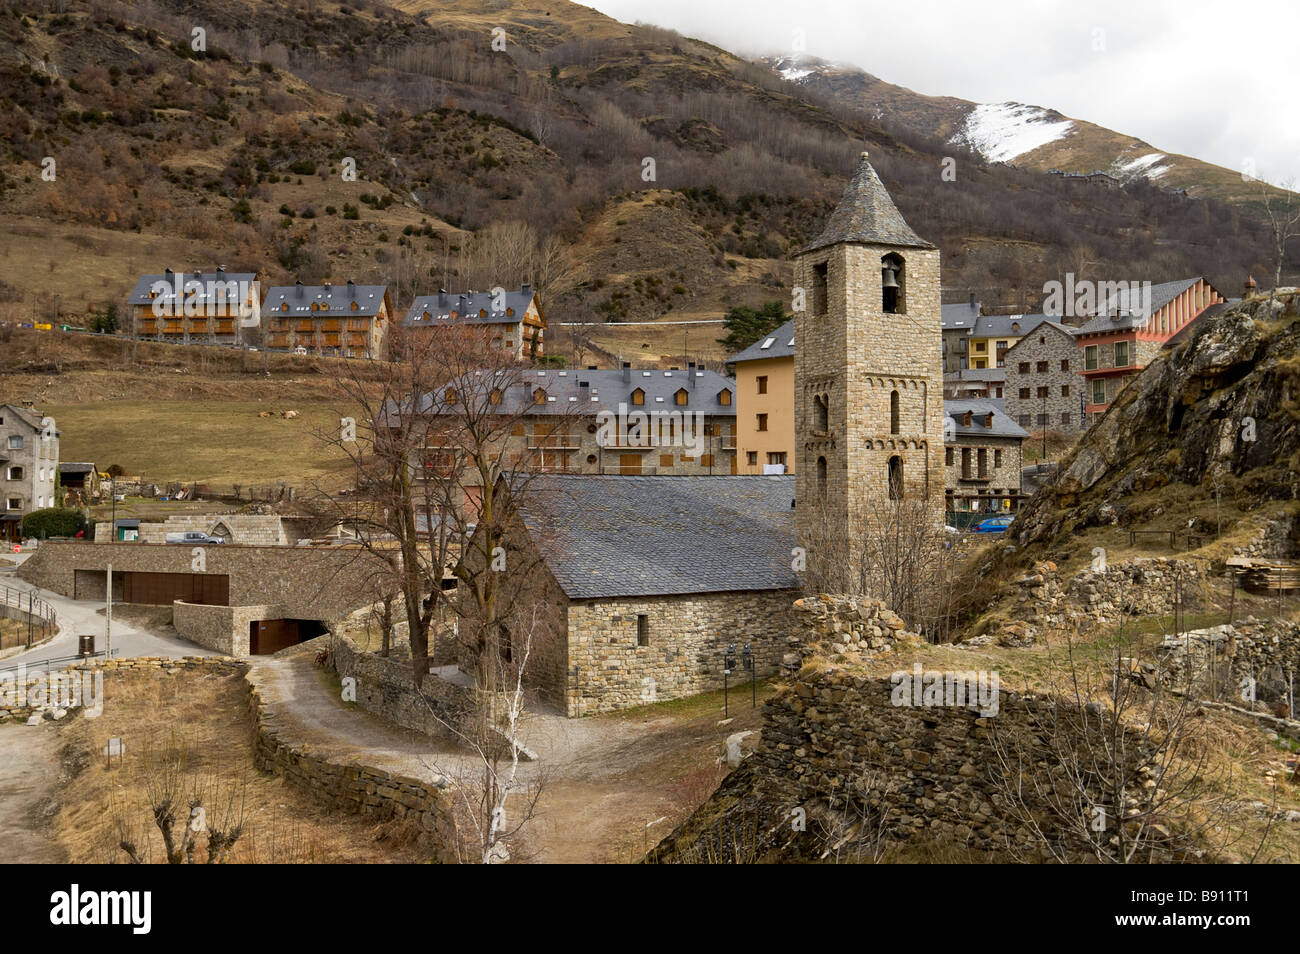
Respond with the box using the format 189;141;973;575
952;102;1074;164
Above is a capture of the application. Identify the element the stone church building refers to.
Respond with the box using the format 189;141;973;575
480;151;944;714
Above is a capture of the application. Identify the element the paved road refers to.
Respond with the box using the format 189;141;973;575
0;567;218;669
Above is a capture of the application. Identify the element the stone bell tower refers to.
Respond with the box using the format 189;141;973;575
793;151;944;551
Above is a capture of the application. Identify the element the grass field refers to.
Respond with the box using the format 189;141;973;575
43;400;358;489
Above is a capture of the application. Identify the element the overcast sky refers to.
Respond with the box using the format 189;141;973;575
582;0;1300;187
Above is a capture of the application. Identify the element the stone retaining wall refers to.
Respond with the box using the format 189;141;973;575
330;628;472;740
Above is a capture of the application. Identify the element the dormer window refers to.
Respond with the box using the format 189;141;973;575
717;388;732;406
310;302;318;311
280;302;288;312
533;388;547;404
489;388;502;405
984;412;994;427
674;389;688;406
631;388;645;406
962;411;972;427
881;253;905;314
445;388;457;404
506;307;514;317
479;309;487;318
351;301;359;312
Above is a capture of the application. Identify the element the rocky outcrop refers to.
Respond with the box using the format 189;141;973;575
1012;293;1300;555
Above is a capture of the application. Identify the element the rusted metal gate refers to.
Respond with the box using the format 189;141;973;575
122;572;229;606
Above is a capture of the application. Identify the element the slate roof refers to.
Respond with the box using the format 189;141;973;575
516;475;799;599
969;313;1058;339
942;300;982;329
0;405;44;432
944;399;1029;440
944;368;1006;382
1074;278;1205;335
728;319;795;363
799;152;934;254
403;285;539;328
127;270;258;307
264;282;389;318
402;367;737;419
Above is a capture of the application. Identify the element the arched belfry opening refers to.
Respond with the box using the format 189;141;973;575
881;253;905;314
888;455;904;500
889;390;900;434
814;393;829;434
816;456;828;497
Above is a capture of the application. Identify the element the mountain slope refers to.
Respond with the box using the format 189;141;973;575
764;54;1287;208
0;0;1290;362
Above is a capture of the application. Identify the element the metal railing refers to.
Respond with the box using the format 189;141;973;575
0;648;117;681
0;583;57;651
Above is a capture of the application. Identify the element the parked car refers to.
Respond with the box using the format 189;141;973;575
164;531;226;545
972;515;1014;534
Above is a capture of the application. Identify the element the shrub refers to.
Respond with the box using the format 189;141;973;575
21;508;85;539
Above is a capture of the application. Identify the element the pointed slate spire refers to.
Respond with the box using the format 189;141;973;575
800;151;934;254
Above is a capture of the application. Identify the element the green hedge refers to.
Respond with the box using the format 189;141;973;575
20;508;86;539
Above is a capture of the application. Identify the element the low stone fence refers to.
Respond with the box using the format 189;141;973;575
789;594;920;666
1155;618;1299;713
246;672;451;855
330;628;472;740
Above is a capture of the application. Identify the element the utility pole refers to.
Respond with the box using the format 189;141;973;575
105;562;112;661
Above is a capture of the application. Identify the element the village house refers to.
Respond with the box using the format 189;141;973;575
264;280;392;357
1075;277;1223;422
418;364;738;516
942;367;1005;400
729;318;795;474
0;405;59;543
951;312;1057;371
126;268;260;344
942;399;1029;515
403;284;546;360
940;296;981;372
1003;320;1084;432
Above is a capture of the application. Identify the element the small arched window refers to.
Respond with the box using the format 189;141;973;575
888;455;904;500
631;388;645;406
890;390;900;434
816;456;827;497
814;394;829;434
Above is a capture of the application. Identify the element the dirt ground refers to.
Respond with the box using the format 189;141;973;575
0;725;68;863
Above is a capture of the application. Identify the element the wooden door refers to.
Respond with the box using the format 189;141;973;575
618;454;641;475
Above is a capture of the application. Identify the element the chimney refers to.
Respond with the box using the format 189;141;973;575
296;280;304;299
438;289;448;308
348;279;356;297
164;267;174;278
1245;274;1257;297
323;282;331;294
521;282;532;297
216;266;225;278
687;361;696;387
622;361;631;384
968;292;975;310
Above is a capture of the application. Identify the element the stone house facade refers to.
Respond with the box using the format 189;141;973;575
0;405;59;543
942;399;1028;514
460;475;801;716
1003;321;1083;433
